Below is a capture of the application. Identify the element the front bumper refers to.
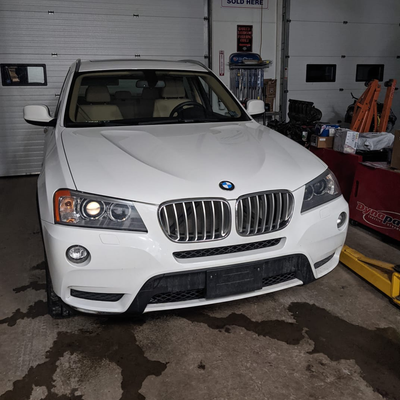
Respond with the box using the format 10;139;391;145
41;194;348;314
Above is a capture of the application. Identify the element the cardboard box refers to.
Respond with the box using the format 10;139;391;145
334;128;359;154
265;96;275;112
315;123;339;137
391;130;400;169
311;135;334;148
264;79;276;96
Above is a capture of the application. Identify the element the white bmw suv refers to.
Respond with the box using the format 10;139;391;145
24;59;348;318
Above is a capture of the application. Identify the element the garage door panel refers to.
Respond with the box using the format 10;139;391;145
1;21;204;58
288;57;399;91
290;22;399;57
0;134;45;142
0;0;204;19
0;0;208;176
290;0;400;24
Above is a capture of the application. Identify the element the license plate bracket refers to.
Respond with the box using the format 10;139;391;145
206;264;263;299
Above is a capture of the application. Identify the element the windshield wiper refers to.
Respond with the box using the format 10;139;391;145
137;119;189;125
67;117;232;128
67;121;129;127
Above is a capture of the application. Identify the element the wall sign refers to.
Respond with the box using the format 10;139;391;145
221;0;269;9
237;25;253;52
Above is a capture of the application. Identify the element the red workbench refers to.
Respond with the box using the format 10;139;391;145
310;147;400;242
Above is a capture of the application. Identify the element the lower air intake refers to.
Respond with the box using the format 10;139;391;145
70;289;123;302
262;272;297;286
173;238;282;259
149;289;205;304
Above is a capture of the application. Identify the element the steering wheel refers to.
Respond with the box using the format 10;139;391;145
169;101;206;118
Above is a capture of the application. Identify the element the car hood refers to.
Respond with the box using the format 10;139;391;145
62;121;326;204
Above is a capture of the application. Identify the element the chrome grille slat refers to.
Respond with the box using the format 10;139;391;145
274;193;282;230
236;190;294;237
202;201;207;240
268;193;275;232
192;201;198;241
183;202;189;242
220;201;225;236
211;201;216;240
159;199;231;243
172;203;179;240
162;207;170;236
246;197;252;235
283;193;289;221
254;196;260;234
261;194;267;232
239;200;244;233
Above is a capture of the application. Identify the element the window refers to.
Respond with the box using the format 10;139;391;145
356;64;384;82
1;64;47;86
65;70;248;126
199;76;230;116
306;64;336;83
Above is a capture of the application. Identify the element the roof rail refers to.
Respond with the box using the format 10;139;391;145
179;59;209;71
75;59;81;73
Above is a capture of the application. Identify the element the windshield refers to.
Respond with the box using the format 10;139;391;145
65;69;250;127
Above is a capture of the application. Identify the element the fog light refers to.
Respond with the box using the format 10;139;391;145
66;245;90;264
337;212;347;228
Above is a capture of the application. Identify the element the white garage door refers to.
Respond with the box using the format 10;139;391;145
285;0;400;125
0;0;209;176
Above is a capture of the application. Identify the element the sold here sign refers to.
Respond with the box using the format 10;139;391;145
221;0;269;9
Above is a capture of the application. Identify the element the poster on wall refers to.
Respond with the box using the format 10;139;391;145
237;25;253;52
221;0;269;9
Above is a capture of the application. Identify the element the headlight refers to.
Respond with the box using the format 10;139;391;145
301;170;341;213
54;190;147;232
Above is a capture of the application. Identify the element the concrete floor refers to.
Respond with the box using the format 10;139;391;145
1;176;400;400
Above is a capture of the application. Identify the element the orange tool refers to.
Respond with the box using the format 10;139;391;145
350;79;397;133
350;80;381;133
377;79;397;132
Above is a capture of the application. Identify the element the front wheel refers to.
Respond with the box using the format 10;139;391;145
46;266;75;319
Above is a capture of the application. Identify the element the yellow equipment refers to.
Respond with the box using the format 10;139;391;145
340;245;400;307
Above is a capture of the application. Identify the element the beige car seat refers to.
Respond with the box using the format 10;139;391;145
153;80;188;118
114;90;138;119
139;87;159;118
77;86;123;122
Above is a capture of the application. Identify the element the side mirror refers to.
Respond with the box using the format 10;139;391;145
246;99;265;116
23;105;56;126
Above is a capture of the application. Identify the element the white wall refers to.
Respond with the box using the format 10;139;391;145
211;0;278;89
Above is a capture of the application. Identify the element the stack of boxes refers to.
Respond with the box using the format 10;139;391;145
263;79;276;112
310;124;339;149
310;125;359;154
333;129;360;154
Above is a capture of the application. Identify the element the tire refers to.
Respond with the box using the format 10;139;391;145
46;265;75;319
37;189;74;319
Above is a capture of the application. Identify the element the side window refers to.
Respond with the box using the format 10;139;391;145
306;64;336;83
1;64;47;86
356;64;384;82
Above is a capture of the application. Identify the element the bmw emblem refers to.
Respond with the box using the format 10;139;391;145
219;181;235;191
